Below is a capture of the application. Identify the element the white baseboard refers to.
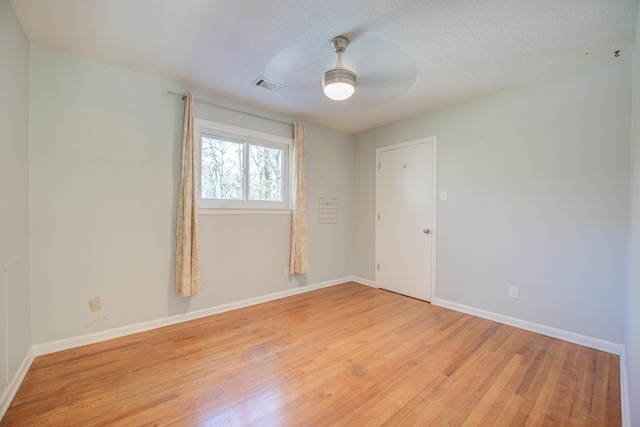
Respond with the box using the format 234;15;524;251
34;277;351;357
350;276;377;288
0;347;34;419
620;348;630;427
432;298;623;355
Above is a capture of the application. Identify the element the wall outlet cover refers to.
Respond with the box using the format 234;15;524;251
89;297;102;312
509;286;519;299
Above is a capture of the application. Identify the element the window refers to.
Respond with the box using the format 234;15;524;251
196;119;291;212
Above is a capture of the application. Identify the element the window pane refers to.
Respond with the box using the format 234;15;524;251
248;144;283;201
200;136;244;200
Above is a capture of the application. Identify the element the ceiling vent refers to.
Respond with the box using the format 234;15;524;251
252;77;285;92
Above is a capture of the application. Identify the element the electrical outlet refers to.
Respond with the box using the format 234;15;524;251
509;286;519;299
89;297;102;312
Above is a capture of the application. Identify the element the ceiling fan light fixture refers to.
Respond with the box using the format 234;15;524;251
323;36;357;101
323;68;357;101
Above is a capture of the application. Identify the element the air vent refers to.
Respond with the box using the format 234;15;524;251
252;77;285;92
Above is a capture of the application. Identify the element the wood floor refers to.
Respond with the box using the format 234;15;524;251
2;283;621;426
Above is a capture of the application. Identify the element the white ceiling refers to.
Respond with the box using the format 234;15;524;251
10;0;639;134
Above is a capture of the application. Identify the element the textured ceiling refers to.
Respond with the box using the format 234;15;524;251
10;0;639;134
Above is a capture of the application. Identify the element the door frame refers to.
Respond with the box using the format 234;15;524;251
375;136;438;302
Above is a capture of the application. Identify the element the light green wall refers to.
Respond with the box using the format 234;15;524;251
28;46;354;344
355;57;631;344
624;6;640;425
0;0;32;396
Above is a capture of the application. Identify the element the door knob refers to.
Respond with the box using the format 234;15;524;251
423;228;430;234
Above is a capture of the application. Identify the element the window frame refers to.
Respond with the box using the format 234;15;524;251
196;119;293;214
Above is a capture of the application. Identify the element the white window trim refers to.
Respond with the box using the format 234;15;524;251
195;119;293;214
199;209;292;215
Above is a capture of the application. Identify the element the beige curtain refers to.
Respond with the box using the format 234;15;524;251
289;123;309;275
175;92;202;296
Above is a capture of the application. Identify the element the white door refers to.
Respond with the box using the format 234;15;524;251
376;138;436;301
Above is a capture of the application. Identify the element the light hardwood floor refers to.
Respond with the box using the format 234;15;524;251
2;283;621;426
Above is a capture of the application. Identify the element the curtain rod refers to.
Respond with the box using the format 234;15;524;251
167;91;292;127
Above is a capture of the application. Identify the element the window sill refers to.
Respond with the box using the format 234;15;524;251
199;208;292;215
